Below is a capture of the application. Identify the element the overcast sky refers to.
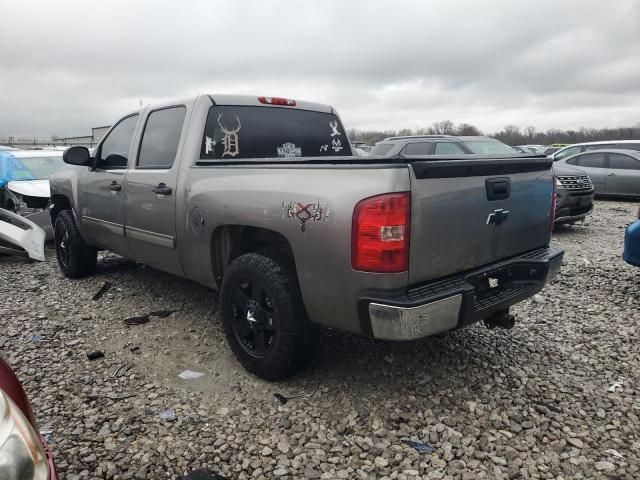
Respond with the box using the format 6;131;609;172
1;0;638;137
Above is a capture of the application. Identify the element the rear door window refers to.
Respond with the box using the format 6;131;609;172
138;106;186;169
200;106;351;159
401;142;432;155
434;142;466;155
568;152;606;168
608;153;640;170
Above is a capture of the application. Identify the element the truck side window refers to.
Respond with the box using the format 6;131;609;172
97;114;138;170
137;107;186;169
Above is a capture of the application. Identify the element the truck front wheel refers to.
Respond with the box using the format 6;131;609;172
220;253;320;380
53;210;97;278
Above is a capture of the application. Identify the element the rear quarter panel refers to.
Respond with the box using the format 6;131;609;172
179;164;410;334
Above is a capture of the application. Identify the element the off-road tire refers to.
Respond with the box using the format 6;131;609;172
54;210;97;278
220;253;320;380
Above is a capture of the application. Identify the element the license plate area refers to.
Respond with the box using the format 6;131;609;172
466;263;545;300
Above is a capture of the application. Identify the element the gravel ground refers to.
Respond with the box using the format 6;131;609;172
1;199;639;480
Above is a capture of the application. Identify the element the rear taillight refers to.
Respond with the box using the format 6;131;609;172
258;96;296;106
550;178;558;230
352;192;410;273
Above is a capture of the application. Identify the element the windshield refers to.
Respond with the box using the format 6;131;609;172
463;139;516;154
201;106;352;159
0;152;65;186
14;155;65;179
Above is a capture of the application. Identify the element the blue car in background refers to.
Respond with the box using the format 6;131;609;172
623;206;640;267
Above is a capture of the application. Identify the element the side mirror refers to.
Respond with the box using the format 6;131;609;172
63;146;92;166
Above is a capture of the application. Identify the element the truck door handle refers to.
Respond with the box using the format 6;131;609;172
607;173;616;177
109;181;122;192
152;183;172;195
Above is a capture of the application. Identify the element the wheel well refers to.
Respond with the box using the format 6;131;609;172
50;194;72;223
211;226;295;285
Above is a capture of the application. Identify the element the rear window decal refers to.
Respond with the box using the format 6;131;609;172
205;136;216;154
217;114;241;158
277;142;302;158
200;106;351;159
329;120;341;137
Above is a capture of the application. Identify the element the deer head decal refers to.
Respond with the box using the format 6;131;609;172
217;114;242;158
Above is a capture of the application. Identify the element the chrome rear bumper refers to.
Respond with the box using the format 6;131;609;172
361;245;564;341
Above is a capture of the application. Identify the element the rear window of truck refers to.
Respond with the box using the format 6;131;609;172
200;106;352;159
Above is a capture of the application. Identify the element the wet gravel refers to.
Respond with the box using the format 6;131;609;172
1;199;639;480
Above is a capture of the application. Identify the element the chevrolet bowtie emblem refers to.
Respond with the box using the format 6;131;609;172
486;209;510;226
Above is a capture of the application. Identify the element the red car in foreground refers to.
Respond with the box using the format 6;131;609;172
0;357;58;479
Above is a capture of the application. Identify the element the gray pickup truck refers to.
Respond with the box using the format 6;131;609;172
50;94;563;379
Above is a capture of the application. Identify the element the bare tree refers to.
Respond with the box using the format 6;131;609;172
524;126;536;140
432;120;455;135
349;121;640;147
456;123;482;136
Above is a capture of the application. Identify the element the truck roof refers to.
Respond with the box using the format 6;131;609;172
117;94;335;124
209;94;334;114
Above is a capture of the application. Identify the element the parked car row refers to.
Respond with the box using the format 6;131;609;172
552;140;640;161
370;134;516;156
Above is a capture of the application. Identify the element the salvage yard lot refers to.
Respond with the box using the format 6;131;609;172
1;200;639;480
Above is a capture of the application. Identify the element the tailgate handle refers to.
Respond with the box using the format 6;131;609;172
486;177;510;201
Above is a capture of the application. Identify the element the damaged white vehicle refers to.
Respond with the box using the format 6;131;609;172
0;150;65;240
0;208;46;260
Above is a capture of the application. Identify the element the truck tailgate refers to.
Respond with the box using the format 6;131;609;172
408;157;553;284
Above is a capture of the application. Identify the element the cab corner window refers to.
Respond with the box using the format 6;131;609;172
96;115;139;169
138;106;186;169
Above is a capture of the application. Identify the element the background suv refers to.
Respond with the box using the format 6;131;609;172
371;134;594;225
552;140;640;162
553;165;595;224
557;149;640;198
370;135;518;156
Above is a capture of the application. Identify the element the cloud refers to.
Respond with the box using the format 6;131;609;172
0;0;638;137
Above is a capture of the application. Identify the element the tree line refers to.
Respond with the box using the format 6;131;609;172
348;121;640;146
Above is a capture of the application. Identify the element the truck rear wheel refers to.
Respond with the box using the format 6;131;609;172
54;210;97;278
220;252;320;380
